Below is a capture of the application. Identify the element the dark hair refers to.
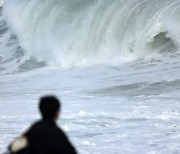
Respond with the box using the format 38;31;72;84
39;96;61;119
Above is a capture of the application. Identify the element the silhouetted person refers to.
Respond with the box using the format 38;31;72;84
8;96;77;154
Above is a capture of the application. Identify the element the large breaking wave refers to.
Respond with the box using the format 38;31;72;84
1;0;180;70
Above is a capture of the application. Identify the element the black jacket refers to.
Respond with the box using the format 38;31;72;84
24;119;77;154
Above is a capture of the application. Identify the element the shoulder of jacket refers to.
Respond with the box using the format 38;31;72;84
10;136;29;153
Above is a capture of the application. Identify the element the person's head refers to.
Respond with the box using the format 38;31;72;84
39;96;61;121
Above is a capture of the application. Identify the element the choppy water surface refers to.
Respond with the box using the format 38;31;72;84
1;0;180;153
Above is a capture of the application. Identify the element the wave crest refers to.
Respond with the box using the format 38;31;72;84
2;0;180;68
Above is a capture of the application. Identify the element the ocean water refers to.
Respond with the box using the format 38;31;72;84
1;0;180;153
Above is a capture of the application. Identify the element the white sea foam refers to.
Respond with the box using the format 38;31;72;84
2;0;180;69
0;0;4;7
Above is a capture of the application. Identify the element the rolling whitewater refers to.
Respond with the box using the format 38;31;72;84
1;0;180;153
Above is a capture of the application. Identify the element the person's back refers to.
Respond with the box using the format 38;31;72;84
8;96;77;154
25;119;76;154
